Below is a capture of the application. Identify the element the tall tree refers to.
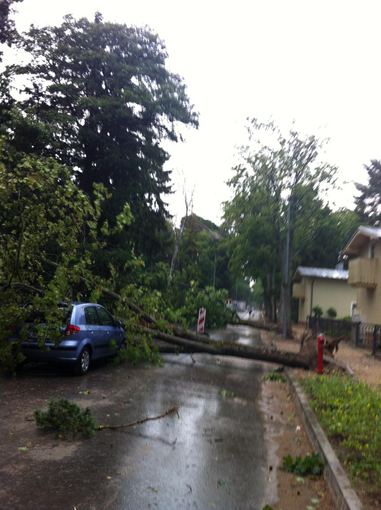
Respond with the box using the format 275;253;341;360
6;13;197;264
223;163;282;322
355;160;381;225
0;0;22;48
293;186;360;267
224;119;336;332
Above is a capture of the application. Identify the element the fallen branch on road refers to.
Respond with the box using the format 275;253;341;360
98;405;179;431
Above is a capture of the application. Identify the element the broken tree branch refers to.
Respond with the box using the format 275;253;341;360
98;405;179;431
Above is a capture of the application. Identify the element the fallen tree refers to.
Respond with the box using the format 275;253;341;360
44;258;311;370
143;327;310;369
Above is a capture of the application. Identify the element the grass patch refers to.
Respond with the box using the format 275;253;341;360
302;374;381;484
35;399;97;439
263;370;287;383
281;453;324;477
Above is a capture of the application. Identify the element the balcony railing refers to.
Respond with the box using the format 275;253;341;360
292;282;305;299
348;258;378;288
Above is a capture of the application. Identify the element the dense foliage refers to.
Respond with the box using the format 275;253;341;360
0;12;235;371
3;13;197;271
0;147;120;369
302;375;381;484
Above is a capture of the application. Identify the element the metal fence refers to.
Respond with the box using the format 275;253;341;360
308;316;352;338
308;316;381;355
353;322;381;355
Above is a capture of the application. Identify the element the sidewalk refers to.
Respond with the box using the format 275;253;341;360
334;342;381;387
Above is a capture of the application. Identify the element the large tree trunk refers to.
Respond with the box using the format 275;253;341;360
144;327;309;369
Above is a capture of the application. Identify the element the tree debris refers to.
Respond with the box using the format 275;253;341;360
98;405;179;431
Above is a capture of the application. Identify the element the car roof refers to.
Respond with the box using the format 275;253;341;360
73;303;104;307
59;302;106;309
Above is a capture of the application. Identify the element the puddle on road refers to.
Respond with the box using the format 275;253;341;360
209;324;262;348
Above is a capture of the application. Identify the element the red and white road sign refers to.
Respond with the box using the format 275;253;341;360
197;307;206;334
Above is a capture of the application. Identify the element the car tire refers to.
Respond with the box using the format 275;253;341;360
74;347;91;376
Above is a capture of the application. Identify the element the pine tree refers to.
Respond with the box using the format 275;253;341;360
355;160;381;225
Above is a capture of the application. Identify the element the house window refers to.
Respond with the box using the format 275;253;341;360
369;242;375;259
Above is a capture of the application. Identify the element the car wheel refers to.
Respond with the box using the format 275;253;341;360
74;347;91;376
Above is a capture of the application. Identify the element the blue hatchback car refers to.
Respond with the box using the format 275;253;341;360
20;303;126;375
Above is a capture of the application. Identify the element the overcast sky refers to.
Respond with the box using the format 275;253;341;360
13;0;381;224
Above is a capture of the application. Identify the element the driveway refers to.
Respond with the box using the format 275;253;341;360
0;326;272;510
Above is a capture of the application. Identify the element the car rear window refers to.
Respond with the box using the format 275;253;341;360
84;306;99;325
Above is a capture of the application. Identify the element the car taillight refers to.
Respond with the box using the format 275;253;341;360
65;324;81;336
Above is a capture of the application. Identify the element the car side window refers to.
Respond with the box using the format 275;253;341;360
84;306;99;326
96;307;115;326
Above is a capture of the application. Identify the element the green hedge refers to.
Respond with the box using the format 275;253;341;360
302;374;381;484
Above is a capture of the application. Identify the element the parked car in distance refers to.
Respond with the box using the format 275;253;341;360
19;303;126;375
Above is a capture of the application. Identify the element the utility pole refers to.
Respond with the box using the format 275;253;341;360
212;250;217;288
282;196;293;338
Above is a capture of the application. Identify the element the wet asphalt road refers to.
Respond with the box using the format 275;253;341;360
0;326;272;510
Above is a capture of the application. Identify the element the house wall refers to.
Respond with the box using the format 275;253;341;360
297;277;356;322
355;241;381;324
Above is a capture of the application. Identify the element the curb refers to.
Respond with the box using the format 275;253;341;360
287;371;363;510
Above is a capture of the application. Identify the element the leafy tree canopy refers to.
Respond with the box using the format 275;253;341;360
5;13;198;263
223;118;337;321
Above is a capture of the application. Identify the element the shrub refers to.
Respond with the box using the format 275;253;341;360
312;306;323;318
326;307;337;318
281;453;324;477
35;399;97;439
